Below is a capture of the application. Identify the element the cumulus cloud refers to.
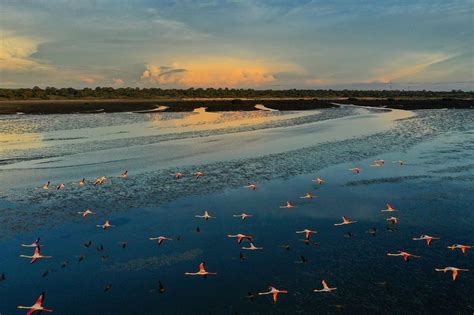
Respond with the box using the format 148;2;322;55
78;74;104;84
0;31;50;72
140;58;303;87
113;78;125;86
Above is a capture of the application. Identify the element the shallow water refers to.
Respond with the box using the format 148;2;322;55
0;107;473;314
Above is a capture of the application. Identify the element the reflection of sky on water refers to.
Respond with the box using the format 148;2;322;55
0;108;473;313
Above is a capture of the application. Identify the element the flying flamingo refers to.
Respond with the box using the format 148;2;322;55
296;229;318;241
312;177;325;184
371;159;385;167
313;280;337;292
413;234;439;246
97;220;114;229
349;168;361;174
334;216;357;226
447;244;472;254
56;183;65;190
233;213;253;220
300;192;316;199
184;262;217;277
17;292;53;314
381;203;398;212
242;242;263;250
244;183;257;190
194;171;205;179
149;236;173;245
42;181;50;190
121;170;128;178
79;178;86;186
195;211;215;220
78;208;95;218
21;238;41;248
227;234;253;244
393;160;405;165
93;176;107;186
20;245;52;263
258;286;288;303
386;216;398;224
435;267;469;281
174;172;185;179
387;251;420;262
280;201;296;208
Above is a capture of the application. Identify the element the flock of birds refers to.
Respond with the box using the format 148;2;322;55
9;159;472;313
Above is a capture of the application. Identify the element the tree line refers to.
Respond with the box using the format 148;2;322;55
0;87;471;100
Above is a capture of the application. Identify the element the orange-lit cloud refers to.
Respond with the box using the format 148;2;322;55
0;31;50;72
113;78;125;86
78;74;104;84
141;58;304;87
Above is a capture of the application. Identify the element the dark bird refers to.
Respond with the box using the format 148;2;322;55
0;272;5;282
103;284;112;292
42;269;52;278
60;261;69;268
196;227;201;233
119;241;128;249
101;255;109;261
97;244;104;252
344;232;354;238
367;227;377;237
240;252;246;261
77;255;85;262
158;281;165;294
281;244;291;251
298;255;308;264
84;240;92;248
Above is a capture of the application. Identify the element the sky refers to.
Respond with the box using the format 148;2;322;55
0;0;473;90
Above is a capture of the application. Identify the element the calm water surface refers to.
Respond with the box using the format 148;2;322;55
0;107;473;314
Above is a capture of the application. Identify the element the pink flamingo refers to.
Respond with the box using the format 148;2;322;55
435;267;469;281
20;245;52;264
258;286;288;303
387;251;420;262
17;292;53;314
149;236;173;245
313;280;337;292
185;262;217;277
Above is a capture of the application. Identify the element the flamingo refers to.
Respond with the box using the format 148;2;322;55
312;176;325;184
371;159;385;167
334;216;357;226
78;208;95;218
194;171;205;179
387;251;420;262
300;192;316;199
93;176;107;186
20;245;52;264
56;183;65;190
447;244;472;254
413;234;439;246
121;170;128;178
79;178;86;186
227;234;253;244
393;160;405;165
21;238;41;248
17;292;53;314
195;211;215;220
96;220;114;229
242;242;263;250
42;181;50;190
258;286;288;303
233;213;253;220
349;168;361;174
435;267;469;281
149;236;173;245
280;201;296;208
381;203;398;212
184;262;217;277
314;280;337;292
245;183;257;190
296;229;318;241
386;216;398;224
174;172;185;179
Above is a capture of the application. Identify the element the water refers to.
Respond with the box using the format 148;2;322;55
0;107;473;314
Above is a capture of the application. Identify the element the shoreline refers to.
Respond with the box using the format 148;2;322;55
0;98;472;114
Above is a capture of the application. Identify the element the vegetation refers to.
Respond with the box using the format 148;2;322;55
0;87;472;100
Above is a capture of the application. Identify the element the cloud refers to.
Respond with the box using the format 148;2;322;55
113;78;125;86
0;31;50;72
371;52;454;83
140;58;304;87
78;74;104;84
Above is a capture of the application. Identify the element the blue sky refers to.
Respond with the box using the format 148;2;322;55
0;0;472;90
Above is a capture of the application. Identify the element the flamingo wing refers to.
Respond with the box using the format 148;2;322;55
199;262;205;272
